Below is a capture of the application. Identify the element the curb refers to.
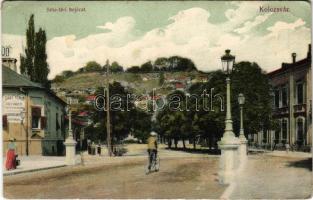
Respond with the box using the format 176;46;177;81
3;165;66;176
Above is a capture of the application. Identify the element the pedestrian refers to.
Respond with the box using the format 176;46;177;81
5;138;17;170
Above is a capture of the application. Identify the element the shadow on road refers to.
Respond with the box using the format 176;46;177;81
165;147;221;155
287;157;312;171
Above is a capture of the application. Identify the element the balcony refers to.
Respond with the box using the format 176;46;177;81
273;106;289;117
293;104;306;115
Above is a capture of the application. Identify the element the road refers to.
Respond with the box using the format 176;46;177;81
4;146;226;199
4;145;312;199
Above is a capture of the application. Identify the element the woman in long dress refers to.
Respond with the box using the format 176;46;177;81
5;138;16;170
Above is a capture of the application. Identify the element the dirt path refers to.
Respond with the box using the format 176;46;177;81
4;156;226;199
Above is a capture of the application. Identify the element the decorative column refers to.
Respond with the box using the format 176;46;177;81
218;49;240;185
64;105;77;165
238;93;248;164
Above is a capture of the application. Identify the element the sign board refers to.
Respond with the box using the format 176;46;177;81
3;94;26;123
1;46;11;57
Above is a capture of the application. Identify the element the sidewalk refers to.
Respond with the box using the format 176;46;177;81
229;154;312;199
3;156;66;176
265;150;312;158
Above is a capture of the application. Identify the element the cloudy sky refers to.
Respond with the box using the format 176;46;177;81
2;1;311;79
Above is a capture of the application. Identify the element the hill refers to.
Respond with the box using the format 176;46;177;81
51;70;210;103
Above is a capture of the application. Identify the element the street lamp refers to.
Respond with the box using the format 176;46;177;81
238;93;248;163
218;49;240;185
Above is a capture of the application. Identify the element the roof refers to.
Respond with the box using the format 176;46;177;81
2;66;44;88
86;95;96;101
268;44;311;77
268;57;311;77
2;66;66;106
175;83;185;88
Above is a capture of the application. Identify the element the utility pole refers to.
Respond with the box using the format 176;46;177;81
105;60;112;156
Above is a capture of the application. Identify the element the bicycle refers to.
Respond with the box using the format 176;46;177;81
145;151;160;174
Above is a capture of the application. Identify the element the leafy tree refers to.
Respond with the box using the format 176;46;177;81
84;61;102;72
126;66;140;73
168;56;197;72
131;109;152;143
20;14;35;79
53;75;65;83
62;70;75;78
110;61;124;73
141;61;153;73
231;62;273;138
159;72;165;86
156;90;188;148
154;57;169;71
34;28;49;87
87;81;152;145
20;14;50;87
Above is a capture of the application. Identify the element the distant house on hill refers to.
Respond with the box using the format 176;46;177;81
175;82;185;91
85;95;96;105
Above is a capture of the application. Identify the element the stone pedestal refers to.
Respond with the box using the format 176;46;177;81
238;135;248;165
218;136;240;185
64;137;77;165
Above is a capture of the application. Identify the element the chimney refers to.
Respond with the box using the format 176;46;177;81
292;53;296;63
2;57;17;72
307;44;311;59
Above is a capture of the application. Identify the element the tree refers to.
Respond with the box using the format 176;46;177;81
20;14;50;87
62;70;75;78
87;81;152;145
20;14;35;79
156;90;188;149
84;61;102;72
159;72;165;86
126;66;140;73
231;62;273;138
34;28;49;87
141;61;153;73
110;61;124;73
53;75;65;83
168;56;197;71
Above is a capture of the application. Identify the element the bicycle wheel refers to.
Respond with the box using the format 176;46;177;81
155;156;160;171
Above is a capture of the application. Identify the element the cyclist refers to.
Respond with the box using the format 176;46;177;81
147;131;158;171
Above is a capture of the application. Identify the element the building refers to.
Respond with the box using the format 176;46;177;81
253;45;312;150
2;63;67;156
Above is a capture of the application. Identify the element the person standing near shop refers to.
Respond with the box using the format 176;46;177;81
5;138;17;170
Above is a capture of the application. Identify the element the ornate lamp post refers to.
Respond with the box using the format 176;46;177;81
64;98;77;165
218;49;240;185
238;93;248;163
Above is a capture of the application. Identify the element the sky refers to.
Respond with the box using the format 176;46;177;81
1;1;311;79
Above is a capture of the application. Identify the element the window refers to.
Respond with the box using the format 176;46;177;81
282;119;288;141
56;113;60;131
296;83;304;104
281;87;288;107
274;90;280;108
32;107;41;129
297;118;304;141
